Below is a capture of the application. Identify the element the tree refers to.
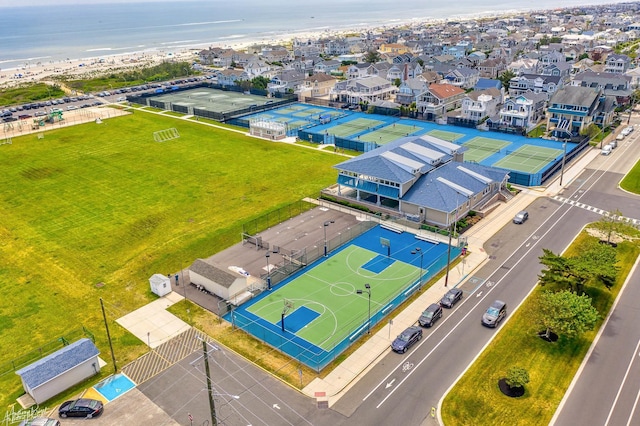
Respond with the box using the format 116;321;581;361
498;70;515;90
536;290;599;339
364;50;381;64
505;366;530;389
393;78;401;87
251;76;270;90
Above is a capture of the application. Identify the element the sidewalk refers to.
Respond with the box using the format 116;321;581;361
302;146;602;406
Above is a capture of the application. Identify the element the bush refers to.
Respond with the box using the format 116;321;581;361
505;366;530;388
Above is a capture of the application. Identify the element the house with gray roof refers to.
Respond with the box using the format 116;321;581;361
331;75;396;105
489;91;547;132
332;136;509;227
547;85;615;138
572;70;633;104
16;338;100;404
189;259;251;304
508;74;563;100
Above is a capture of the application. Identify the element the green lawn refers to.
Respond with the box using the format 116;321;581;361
620;157;640;193
441;232;640;425
0;111;342;409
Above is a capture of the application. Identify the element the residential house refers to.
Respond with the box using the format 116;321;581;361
572;70;633;104
453;88;502;125
299;73;338;99
508;74;563;100
547;85;616;138
261;47;291;64
416;83;466;121
243;58;270;78
314;59;341;74
443;67;480;89
477;58;506;79
508;58;540;75
604;53;632;74
217;69;249;87
331;75;397;105
379;43;411;55
346;63;370;79
395;77;429;106
490;91;547;132
267;70;306;94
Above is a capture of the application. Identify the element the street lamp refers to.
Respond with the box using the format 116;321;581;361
323;220;335;257
265;252;272;291
411;247;423;287
559;140;568;186
356;283;371;334
444;192;465;288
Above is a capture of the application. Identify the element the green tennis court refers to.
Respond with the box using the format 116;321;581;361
327;118;385;138
246;245;418;351
463;137;511;163
358;123;425;145
427;129;465;142
494;145;564;173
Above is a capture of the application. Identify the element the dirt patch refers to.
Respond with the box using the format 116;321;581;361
585;227;625;244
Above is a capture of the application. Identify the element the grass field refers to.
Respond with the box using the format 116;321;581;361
0;110;342;408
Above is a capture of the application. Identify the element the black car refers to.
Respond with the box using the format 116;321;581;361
481;300;507;328
58;398;103;418
513;210;529;224
440;288;463;308
391;325;423;353
418;303;443;327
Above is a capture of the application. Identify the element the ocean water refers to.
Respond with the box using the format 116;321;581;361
0;0;630;71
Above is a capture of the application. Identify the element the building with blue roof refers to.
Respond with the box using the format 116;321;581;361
331;135;510;227
15;338;101;404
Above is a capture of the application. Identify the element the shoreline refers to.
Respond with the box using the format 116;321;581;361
0;2;611;91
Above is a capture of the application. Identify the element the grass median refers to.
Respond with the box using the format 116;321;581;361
441;230;640;425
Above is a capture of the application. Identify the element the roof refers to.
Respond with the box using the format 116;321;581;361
428;83;465;100
335;136;455;184
402;162;508;212
550;86;600;108
16;338;99;390
190;259;238;287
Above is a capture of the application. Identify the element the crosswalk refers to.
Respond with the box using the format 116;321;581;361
551;195;640;226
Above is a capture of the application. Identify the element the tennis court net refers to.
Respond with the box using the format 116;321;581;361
464;144;501;153
506;150;559;162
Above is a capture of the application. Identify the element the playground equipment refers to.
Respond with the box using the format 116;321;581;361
45;110;64;123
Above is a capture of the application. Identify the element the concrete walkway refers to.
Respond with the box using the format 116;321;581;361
302;146;602;406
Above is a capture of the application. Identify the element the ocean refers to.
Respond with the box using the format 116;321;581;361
0;0;632;71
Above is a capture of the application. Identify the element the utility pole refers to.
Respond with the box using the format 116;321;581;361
100;298;117;373
203;339;217;426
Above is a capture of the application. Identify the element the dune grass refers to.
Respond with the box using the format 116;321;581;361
441;232;640;425
0;111;341;409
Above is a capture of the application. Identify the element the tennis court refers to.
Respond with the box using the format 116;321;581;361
149;88;271;113
229;224;460;370
494;145;564;173
358;122;427;144
245;104;345;133
462;136;511;163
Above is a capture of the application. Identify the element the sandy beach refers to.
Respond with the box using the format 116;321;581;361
0;29;344;90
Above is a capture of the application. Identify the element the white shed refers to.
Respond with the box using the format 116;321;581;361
149;273;172;297
189;259;248;301
15;338;100;404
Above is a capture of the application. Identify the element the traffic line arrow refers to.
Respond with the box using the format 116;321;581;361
385;378;396;389
273;403;280;410
476;291;483;298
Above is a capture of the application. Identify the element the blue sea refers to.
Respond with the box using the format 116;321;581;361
0;0;631;71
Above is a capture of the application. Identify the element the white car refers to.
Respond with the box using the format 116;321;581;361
601;144;612;155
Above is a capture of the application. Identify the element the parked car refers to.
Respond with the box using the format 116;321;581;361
481;300;507;328
610;139;618;149
513;210;528;224
58;398;103;418
19;418;60;426
440;287;463;308
391;326;423;353
601;144;613;155
419;303;443;327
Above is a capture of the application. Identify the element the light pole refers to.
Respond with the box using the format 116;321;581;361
356;283;371;334
559;140;567;186
323;220;335;257
411;247;423;287
265;252;271;290
444;193;464;288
